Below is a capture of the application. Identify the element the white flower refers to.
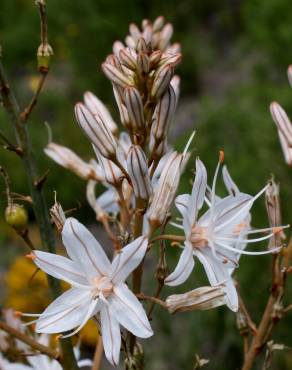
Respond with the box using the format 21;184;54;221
165;156;283;311
25;218;152;366
0;334;91;370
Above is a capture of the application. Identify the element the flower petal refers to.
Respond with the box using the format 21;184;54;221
111;236;148;283
100;305;121;366
222;165;239;196
33;251;88;288
109;283;153;338
36;288;92;333
62;217;111;279
164;242;194;286
195;249;238;311
187;158;207;227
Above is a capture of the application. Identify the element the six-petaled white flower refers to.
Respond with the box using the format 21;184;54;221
25;218;152;366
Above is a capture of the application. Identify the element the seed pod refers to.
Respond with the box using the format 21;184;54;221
158;23;173;51
148;151;183;227
50;201;66;233
102;62;133;88
37;43;53;71
44;142;102;180
5;204;28;231
151;85;176;141
165;285;226;314
137;52;150;75
270;102;292;147
151;64;174;100
75;103;117;160
127;145;152;200
124;87;145;132
119;48;137;71
84;91;118;134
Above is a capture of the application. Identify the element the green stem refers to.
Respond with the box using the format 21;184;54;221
0;59;78;370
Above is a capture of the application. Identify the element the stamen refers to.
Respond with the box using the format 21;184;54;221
215;240;281;255
245;225;289;235
215;231;278;244
209;153;224;225
169;221;184;229
215;184;269;233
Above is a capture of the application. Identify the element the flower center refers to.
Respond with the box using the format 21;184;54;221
91;276;113;299
233;221;248;235
190;226;208;249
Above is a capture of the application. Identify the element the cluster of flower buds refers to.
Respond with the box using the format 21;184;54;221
270;65;292;166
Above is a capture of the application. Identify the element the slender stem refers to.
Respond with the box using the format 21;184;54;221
151;234;185;243
92;336;103;370
137;293;167;309
0;53;78;370
147;284;163;318
0;321;59;359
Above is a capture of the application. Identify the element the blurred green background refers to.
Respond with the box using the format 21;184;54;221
1;0;292;369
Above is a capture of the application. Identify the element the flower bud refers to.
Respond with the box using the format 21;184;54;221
142;25;153;46
149;135;168;159
158;23;173;51
151;85;176;141
124;87;145;132
159;53;182;69
102;62;133;88
5;204;28;230
270;102;292;147
113;86;131;128
44;142;102;180
125;35;136;49
137;52;150;74
148;151;183;227
119;48;137;71
136;37;148;53
50;200;66;233
288;65;292;87
75;103;117;160
149;50;162;69
93;146;123;186
165;285;226;314
166;42;181;54
265;179;286;249
129;23;141;43
113;40;124;56
153;16;165;32
151;64;174;100
84;91;118;134
127;145;152;200
170;75;180;103
277;129;292;166
37;43;53;71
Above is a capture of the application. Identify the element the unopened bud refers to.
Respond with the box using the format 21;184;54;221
125;35;136;49
102;62;133;88
151;64;174;100
50;200;66;233
149;50;162;69
158;23;173;51
288;65;292;87
113;86;131;129
5;204;28;230
170;75;180;103
119;48;137;71
37;43;53;70
142;25;153;46
44;142;102;181
277;129;292;166
137;52;150;74
129;23;141;43
84;91;118;135
159;53;182;69
166;42;181;54
127;145;152;200
270;102;292;147
148;152;182;227
124;87;145;132
136;37;148;53
265;179;286;249
151;85;176;141
75;103;117;159
153;16;165;32
94;146;123;186
113;40;124;56
165;285;226;314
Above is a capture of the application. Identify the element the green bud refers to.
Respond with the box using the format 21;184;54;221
5;204;28;230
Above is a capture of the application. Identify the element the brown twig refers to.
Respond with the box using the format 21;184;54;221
0;129;23;156
0;320;59;359
137;293;167;309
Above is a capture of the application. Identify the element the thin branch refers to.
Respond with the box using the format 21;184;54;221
0;320;59;359
137;293;167;309
150;234;185;243
0;129;23;156
92;336;103;370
